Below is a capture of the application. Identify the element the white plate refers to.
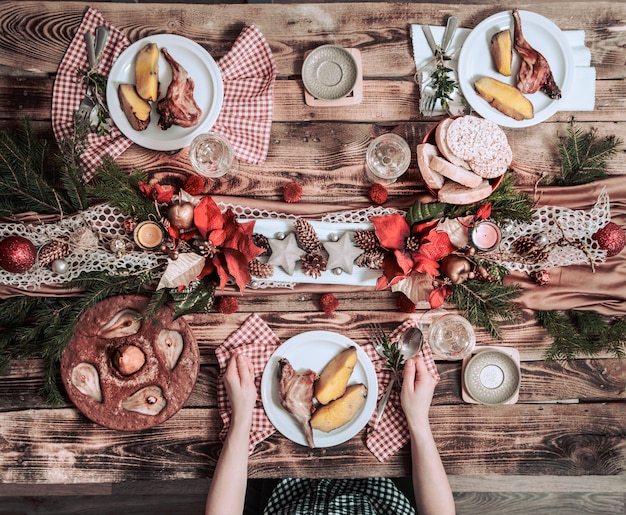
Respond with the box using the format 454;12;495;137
458;10;574;128
106;34;224;150
261;331;378;448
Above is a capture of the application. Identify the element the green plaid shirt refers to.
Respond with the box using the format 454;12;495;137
263;478;416;514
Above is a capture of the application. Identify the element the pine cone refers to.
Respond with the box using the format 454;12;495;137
355;249;386;269
301;252;327;278
38;239;71;267
249;259;274;278
354;230;379;251
295;218;321;253
405;235;420;252
512;236;538;256
252;233;272;256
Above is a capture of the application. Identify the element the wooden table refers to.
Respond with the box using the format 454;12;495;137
1;1;625;508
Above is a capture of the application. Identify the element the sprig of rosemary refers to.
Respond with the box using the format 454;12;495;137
429;62;458;113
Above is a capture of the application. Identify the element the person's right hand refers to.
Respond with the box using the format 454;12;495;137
223;353;257;426
400;355;438;432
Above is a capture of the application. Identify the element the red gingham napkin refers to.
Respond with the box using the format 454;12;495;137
366;319;440;462
52;9;275;181
52;7;132;182
211;24;276;166
215;314;279;454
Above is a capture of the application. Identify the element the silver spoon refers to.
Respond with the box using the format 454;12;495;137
375;326;424;423
440;16;459;55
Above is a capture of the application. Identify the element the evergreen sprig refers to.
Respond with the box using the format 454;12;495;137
0;119;87;216
546;121;621;186
450;280;522;339
85;157;158;221
443;173;535;224
537;310;626;361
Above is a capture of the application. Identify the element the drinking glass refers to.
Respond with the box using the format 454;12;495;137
365;133;411;185
189;133;238;179
428;314;476;360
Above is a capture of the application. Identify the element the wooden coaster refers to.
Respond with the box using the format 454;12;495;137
60;295;199;431
304;48;363;106
461;346;520;405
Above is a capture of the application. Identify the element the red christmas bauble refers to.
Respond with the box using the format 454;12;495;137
0;235;37;273
593;222;626;257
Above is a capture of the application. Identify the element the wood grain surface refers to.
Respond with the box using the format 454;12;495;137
0;3;625;513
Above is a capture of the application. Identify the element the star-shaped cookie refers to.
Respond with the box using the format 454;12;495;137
267;232;306;276
323;232;364;274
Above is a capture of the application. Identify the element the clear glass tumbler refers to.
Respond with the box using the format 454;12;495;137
427;314;476;360
189;133;237;179
365;133;411;185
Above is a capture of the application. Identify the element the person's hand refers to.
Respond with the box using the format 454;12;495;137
400;355;438;432
223;353;257;427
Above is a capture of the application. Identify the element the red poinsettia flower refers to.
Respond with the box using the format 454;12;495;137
371;214;456;290
475;202;492;221
138;181;174;204
193;196;264;292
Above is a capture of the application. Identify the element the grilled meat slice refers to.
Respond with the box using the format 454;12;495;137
157;48;202;129
277;358;316;448
512;9;562;99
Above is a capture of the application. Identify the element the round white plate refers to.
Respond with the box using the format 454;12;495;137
458;10;574;128
261;331;377;448
302;45;358;100
464;349;520;404
106;34;224;151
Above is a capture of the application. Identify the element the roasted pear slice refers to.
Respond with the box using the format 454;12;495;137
135;42;159;102
311;383;368;432
490;29;512;76
314;346;358;405
474;76;534;121
118;84;151;131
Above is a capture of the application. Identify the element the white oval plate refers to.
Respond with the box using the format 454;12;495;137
302;45;358;100
106;34;224;151
261;331;377;448
458;10;574;128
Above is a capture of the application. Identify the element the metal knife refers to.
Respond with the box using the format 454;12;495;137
421;24;439;57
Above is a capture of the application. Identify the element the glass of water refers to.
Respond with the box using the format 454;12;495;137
428;314;476;360
365;133;411;185
189;133;238;179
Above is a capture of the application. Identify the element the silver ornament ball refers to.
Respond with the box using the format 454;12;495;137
51;258;69;275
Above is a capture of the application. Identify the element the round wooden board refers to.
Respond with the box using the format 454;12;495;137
60;295;199;431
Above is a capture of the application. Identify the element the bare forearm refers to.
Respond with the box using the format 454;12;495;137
205;420;251;515
409;425;456;515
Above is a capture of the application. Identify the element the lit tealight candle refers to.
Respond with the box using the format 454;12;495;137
134;221;164;250
471;221;501;251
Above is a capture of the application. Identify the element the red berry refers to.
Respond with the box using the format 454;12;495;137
283;182;303;203
319;293;339;314
217;296;239;314
368;183;389;205
183;174;206;195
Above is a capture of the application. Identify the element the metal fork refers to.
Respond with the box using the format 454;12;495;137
420;88;438;115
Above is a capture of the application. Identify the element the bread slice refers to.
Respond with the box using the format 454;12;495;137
430;155;483;188
435;118;470;169
437;179;492;204
416;143;445;190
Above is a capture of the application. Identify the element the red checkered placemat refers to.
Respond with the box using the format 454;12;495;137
216;314;439;460
365;318;440;462
52;7;132;182
52;8;275;181
215;314;279;454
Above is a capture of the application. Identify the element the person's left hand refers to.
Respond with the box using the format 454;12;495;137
223;353;257;427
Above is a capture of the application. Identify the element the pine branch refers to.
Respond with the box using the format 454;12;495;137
86;157;158;221
547;121;621;186
443;173;535;224
537;310;626;361
450;280;522;338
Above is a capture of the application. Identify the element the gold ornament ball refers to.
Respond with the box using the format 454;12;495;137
166;202;195;230
440;254;473;285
